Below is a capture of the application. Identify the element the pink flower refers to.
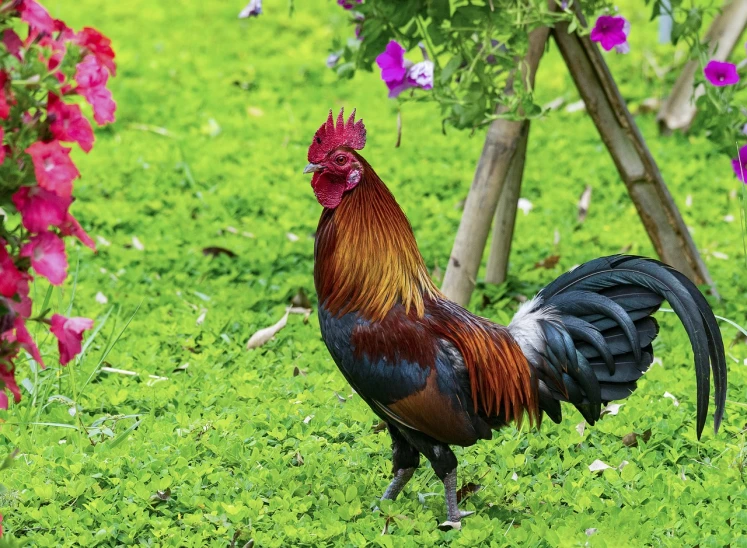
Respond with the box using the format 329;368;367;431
20;232;68;285
18;0;54;33
10;317;44;368
0;361;21;405
74;28;116;75
60;213;96;250
731;144;747;183
0;72;10;120
50;314;93;365
75;55;116;125
704;60;739;87
590;15;630;52
2;30;23;61
12;185;71;232
376;41;409;90
0;244;24;299
25;140;80;197
37;35;67;71
48;94;94;152
10;277;32;319
338;0;363;9
375;41;434;98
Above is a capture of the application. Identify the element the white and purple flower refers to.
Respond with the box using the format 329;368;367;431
238;0;262;18
375;40;434;98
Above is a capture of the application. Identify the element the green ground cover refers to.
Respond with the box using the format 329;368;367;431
1;0;746;546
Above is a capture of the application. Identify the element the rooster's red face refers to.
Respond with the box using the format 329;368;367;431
305;108;367;209
304;148;362;209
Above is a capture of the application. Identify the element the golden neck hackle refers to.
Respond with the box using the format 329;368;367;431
315;158;440;322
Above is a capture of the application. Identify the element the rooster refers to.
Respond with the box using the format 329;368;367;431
304;109;727;529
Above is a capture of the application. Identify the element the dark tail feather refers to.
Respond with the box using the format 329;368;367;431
510;255;726;438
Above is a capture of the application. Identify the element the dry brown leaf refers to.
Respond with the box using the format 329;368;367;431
622;432;638;447
455;482;482;503
246;309;290;350
202;246;237;258
577;185;592;223
534;255;560;270
292;366;307;377
373;421;387;433
294;452;304;466
291;288;312;309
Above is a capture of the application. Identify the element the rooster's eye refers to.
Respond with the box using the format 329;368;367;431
335;155;346;166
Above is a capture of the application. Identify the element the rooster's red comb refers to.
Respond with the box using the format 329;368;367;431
307;108;366;163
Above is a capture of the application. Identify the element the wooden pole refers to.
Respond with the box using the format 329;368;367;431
552;15;715;288
657;0;747;133
484;120;529;285
441;27;550;305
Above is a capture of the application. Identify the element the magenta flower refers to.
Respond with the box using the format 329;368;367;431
25;141;80;198
0;72;10;120
376;41;410;89
50;314;93;365
10;277;31;319
11;317;44;368
375;40;434;98
48;94;95;152
12;186;71;233
18;0;54;34
2;30;23;61
20;232;68;285
238;0;262;18
75;55;116;125
731;144;747;183
704;60;739;87
338;0;363;9
590;15;630;53
74;27;116;75
0;244;24;299
60;213;96;250
0;362;20;406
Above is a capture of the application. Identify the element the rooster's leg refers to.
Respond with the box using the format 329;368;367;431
420;444;472;530
381;424;420;500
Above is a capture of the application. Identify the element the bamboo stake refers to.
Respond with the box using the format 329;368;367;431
441;27;550;305
484;120;530;285
658;0;747;133
553;14;715;288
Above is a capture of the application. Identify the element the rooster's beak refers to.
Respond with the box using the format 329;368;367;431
303;163;323;174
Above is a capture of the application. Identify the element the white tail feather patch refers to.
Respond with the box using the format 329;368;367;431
508;296;559;362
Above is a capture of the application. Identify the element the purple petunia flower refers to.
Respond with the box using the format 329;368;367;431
238;0;262;18
703;60;739;87
375;40;434;98
376;41;410;87
338;0;362;9
732;145;747;183
590;15;630;53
